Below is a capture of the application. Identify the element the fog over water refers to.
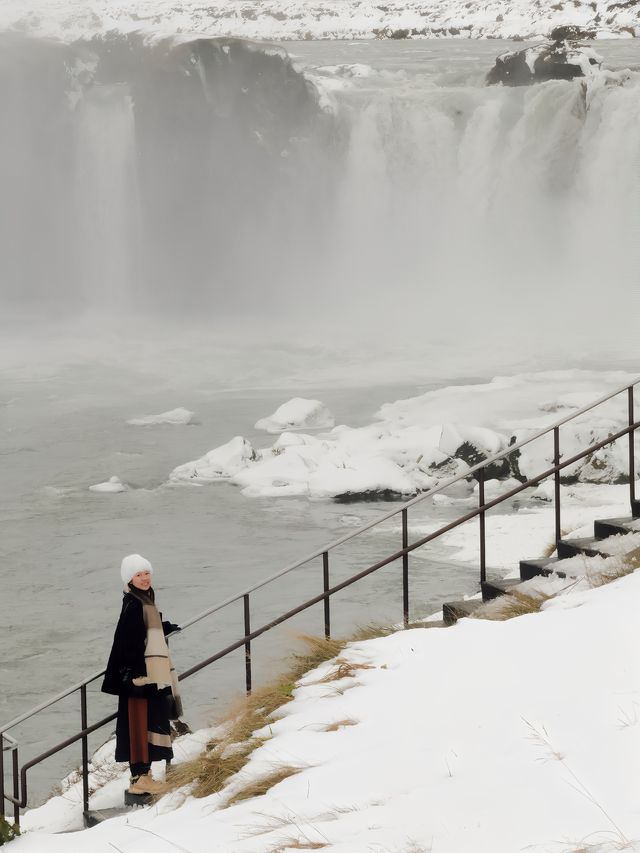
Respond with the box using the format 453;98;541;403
1;35;639;804
0;35;639;351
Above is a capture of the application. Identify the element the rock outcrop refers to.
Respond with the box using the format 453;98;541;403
487;26;603;86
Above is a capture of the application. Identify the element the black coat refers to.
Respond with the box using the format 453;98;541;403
102;591;175;764
102;593;148;696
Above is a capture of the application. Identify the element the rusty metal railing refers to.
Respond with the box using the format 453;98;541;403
2;377;638;827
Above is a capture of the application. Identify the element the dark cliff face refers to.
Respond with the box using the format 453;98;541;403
0;34;329;314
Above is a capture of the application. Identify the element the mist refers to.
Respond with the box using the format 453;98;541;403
0;33;639;378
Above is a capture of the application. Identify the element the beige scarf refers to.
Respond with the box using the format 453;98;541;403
128;587;183;720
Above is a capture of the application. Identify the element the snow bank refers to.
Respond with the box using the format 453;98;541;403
127;407;195;426
88;476;127;493
0;0;638;42
13;563;640;852
171;371;639;501
254;397;334;433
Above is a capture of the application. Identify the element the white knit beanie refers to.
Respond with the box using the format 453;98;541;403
120;553;153;587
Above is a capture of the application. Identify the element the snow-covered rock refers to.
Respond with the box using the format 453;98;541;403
127;407;195;426
89;476;127;493
255;398;334;433
169;436;257;483
170;372;638;501
487;27;603;86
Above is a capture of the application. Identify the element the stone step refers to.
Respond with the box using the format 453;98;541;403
519;557;568;581
123;790;153;807
481;578;522;602
556;537;610;560
442;599;483;626
83;808;133;828
593;517;638;539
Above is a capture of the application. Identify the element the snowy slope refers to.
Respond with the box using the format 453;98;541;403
0;0;638;42
10;559;640;852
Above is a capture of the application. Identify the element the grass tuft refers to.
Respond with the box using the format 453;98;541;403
322;718;359;732
472;589;553;621
225;765;303;807
167;633;346;800
314;659;374;684
167;737;260;799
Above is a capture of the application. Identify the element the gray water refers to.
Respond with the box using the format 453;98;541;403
1;35;639;806
1;366;486;804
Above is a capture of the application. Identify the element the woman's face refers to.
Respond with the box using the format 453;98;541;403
130;570;152;591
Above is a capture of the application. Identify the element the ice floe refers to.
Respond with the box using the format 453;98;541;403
89;476;127;493
127;407;195;426
254;397;335;433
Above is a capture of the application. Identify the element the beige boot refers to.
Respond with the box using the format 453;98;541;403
128;773;169;796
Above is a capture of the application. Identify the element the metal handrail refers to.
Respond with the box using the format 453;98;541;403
179;374;640;628
2;376;638;825
3;375;637;736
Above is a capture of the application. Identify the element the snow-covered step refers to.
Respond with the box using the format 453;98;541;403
519;556;572;581
556;537;611;560
480;578;522;602
83;808;133;828
593;516;638;539
442;600;483;625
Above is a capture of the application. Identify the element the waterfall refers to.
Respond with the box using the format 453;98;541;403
73;83;138;309
0;33;638;347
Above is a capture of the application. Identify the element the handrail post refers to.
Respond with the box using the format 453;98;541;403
402;509;409;627
478;468;486;585
12;746;19;827
629;386;636;508
554;427;561;545
243;594;252;695
323;552;330;639
80;686;89;815
0;733;5;820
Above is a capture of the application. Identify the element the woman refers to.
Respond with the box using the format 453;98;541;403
102;554;183;798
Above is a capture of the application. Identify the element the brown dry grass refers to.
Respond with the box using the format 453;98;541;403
587;562;635;588
322;718;359;732
269;842;328;851
167;634;346;800
623;544;640;569
314;659;375;684
225;765;303;807
472;589;553;621
167;737;261;799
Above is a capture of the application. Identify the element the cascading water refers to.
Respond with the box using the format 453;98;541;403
0;33;638;347
2;34;639;807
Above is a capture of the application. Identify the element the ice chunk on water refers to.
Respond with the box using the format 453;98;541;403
255;398;335;434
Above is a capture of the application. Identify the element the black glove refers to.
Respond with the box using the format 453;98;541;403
162;621;181;636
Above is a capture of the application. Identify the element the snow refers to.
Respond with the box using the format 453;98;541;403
169;436;258;483
8;370;640;850
254;397;335;433
11;550;640;852
0;0;638;41
88;475;127;493
170;371;639;501
127;407;195;426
